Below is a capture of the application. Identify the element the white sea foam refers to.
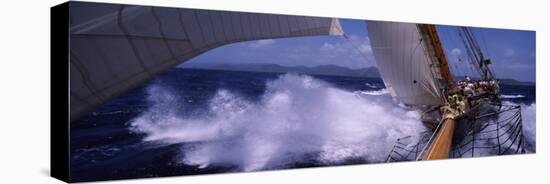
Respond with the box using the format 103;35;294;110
356;88;389;96
129;74;536;170
500;94;526;99
132;74;450;171
513;102;536;152
498;101;536;152
365;82;378;88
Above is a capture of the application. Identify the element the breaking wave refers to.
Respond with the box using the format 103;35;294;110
130;74;426;171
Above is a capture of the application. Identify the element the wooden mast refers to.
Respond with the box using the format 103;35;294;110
418;24;456;160
422;24;453;85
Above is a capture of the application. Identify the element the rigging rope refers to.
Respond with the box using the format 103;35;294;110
386;104;526;162
477;28;492;60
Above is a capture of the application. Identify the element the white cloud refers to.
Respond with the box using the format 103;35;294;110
501;63;533;69
447;48;464;64
320;35;373;57
346;35;373;55
320;42;336;52
504;48;515;57
248;39;276;48
196;34;376;69
451;48;462;56
357;43;372;54
319;42;347;59
313;35;376;68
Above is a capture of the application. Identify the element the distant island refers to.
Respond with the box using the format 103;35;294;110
179;63;535;86
180;63;381;78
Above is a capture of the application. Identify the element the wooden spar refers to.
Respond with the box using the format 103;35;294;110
422;118;456;160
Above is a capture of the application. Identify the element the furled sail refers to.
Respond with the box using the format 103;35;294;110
69;1;344;121
366;21;444;106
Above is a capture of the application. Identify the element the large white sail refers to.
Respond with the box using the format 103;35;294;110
69;2;344;121
366;21;444;106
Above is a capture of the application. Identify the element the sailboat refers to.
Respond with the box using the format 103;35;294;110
67;1;525;162
365;21;526;161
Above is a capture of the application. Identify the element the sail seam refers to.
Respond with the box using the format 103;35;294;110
117;5;152;75
151;7;178;62
177;9;195;50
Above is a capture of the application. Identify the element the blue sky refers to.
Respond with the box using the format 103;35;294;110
181;19;536;82
437;25;535;82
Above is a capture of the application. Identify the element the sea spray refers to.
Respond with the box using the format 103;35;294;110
69;69;537;181
129;74;430;171
500;94;526;99
511;102;536;152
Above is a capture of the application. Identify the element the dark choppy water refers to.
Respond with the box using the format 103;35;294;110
70;68;535;182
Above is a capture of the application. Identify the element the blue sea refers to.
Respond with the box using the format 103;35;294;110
70;68;536;182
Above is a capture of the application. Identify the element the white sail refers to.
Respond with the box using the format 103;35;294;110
69;2;344;121
366;21;444;106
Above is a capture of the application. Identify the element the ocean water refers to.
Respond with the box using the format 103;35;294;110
70;68;536;182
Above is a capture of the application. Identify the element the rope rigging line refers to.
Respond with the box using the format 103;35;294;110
385;104;525;162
